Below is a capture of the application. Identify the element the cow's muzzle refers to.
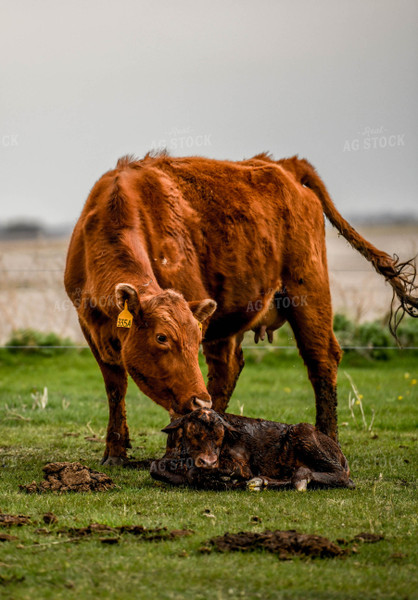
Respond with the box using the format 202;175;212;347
187;395;212;412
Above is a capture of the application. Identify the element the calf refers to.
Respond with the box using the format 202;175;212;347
150;408;354;491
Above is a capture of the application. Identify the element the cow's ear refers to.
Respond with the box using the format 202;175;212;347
115;283;140;313
189;299;217;324
161;417;184;433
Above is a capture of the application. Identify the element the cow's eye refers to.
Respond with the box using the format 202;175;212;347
156;334;168;344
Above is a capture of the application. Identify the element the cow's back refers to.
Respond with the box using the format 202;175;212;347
65;154;325;334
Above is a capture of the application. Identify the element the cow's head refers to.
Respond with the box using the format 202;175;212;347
115;283;216;417
161;408;237;469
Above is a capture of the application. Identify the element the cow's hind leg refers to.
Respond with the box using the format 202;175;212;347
79;321;130;465
203;333;244;412
283;280;342;441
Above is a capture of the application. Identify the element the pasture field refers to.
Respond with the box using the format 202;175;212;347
0;348;417;600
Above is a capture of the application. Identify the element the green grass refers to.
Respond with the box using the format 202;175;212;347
0;348;417;600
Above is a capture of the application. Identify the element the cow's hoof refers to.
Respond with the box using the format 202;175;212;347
247;477;265;492
294;479;309;492
101;456;126;467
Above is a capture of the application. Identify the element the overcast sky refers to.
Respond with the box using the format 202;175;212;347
1;0;417;226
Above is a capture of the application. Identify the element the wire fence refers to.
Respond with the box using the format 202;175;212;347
1;345;417;350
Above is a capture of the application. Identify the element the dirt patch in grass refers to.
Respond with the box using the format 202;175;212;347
19;462;115;493
119;526;193;541
353;532;384;543
0;533;18;542
0;574;25;586
0;508;193;547
0;514;31;527
205;529;386;560
335;532;385;547
59;523;194;542
43;512;58;524
205;530;349;560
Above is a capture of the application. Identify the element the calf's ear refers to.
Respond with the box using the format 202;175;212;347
189;299;217;323
161;417;184;433
115;283;140;313
219;417;239;436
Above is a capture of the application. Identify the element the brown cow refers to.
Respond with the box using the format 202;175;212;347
64;152;417;464
150;408;355;491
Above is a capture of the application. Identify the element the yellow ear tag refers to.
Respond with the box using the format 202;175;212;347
198;321;203;332
117;301;133;329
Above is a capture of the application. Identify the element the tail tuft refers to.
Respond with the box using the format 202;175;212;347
387;254;418;342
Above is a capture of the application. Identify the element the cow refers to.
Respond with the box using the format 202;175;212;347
150;408;355;491
64;152;418;464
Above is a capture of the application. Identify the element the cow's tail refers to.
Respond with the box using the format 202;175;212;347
278;156;418;340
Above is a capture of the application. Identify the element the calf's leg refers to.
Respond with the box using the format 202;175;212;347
247;468;354;492
290;424;354;489
247;476;293;492
292;466;355;490
150;458;189;486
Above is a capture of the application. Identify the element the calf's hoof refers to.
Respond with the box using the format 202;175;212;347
294;478;310;492
101;455;126;467
247;477;266;492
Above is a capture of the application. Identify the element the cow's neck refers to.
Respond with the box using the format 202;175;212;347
88;228;163;312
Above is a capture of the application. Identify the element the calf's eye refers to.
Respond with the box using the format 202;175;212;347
156;334;167;344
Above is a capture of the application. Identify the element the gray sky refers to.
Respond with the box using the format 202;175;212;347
1;0;417;226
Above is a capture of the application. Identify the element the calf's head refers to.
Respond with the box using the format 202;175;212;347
115;283;216;417
162;408;237;469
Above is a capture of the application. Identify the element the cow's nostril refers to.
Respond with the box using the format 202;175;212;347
191;397;212;410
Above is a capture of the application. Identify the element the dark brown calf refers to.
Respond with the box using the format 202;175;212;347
150;408;354;491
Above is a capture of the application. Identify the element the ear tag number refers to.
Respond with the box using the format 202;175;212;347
117;301;133;329
198;321;202;332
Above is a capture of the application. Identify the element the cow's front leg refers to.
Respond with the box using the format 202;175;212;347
203;333;244;412
100;362;130;465
79;320;130;466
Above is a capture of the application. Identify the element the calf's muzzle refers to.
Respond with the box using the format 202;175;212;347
195;454;218;469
